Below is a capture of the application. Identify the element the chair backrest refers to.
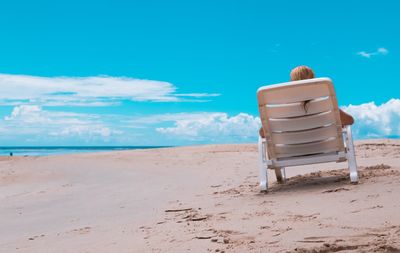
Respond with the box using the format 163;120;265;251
257;78;345;160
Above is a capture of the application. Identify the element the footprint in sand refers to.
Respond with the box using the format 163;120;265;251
322;187;350;193
68;226;92;235
164;207;213;225
295;225;400;252
138;225;154;240
28;234;45;241
350;205;383;213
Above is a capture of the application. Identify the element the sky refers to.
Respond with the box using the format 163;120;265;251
0;0;399;146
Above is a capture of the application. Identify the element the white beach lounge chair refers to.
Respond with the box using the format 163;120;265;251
257;78;358;191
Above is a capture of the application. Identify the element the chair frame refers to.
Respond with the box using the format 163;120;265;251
257;78;359;191
258;125;359;191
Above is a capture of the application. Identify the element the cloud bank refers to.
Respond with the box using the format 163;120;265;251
357;47;388;58
1;99;399;145
155;113;260;143
341;99;400;139
2;105;120;144
151;99;400;142
0;73;219;106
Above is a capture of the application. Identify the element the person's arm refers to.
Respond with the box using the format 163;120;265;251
259;127;265;138
339;109;354;126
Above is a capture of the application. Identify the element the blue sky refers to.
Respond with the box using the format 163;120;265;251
0;0;399;146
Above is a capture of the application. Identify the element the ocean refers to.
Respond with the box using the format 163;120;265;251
0;146;169;156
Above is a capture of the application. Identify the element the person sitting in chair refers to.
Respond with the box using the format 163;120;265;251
259;65;354;138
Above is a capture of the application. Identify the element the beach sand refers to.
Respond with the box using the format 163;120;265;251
1;139;400;252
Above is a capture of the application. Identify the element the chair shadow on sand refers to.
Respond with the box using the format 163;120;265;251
264;169;353;194
256;164;395;195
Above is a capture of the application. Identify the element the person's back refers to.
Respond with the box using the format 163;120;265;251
259;66;354;138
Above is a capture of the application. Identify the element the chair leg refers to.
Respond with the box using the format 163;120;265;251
258;136;268;191
345;125;359;183
275;167;286;183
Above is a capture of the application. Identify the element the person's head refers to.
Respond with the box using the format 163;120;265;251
290;65;315;81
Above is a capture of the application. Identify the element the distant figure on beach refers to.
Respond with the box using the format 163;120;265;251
10;152;13;157
259;65;354;138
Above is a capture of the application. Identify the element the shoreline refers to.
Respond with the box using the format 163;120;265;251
1;138;398;157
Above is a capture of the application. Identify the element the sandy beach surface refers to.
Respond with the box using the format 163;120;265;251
1;139;400;252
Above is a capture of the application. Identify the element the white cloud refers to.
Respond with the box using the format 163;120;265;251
377;47;388;54
357;51;372;58
0;73;219;106
175;93;220;98
357;47;389;58
2;105;120;141
155;112;261;143
1;107;261;145
341;99;400;138
52;125;114;138
150;99;400;143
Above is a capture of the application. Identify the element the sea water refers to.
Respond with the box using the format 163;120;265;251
0;146;168;156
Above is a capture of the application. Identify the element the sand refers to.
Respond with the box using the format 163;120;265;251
1;139;400;252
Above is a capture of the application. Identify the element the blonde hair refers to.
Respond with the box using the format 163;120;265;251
290;65;315;81
290;66;315;113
